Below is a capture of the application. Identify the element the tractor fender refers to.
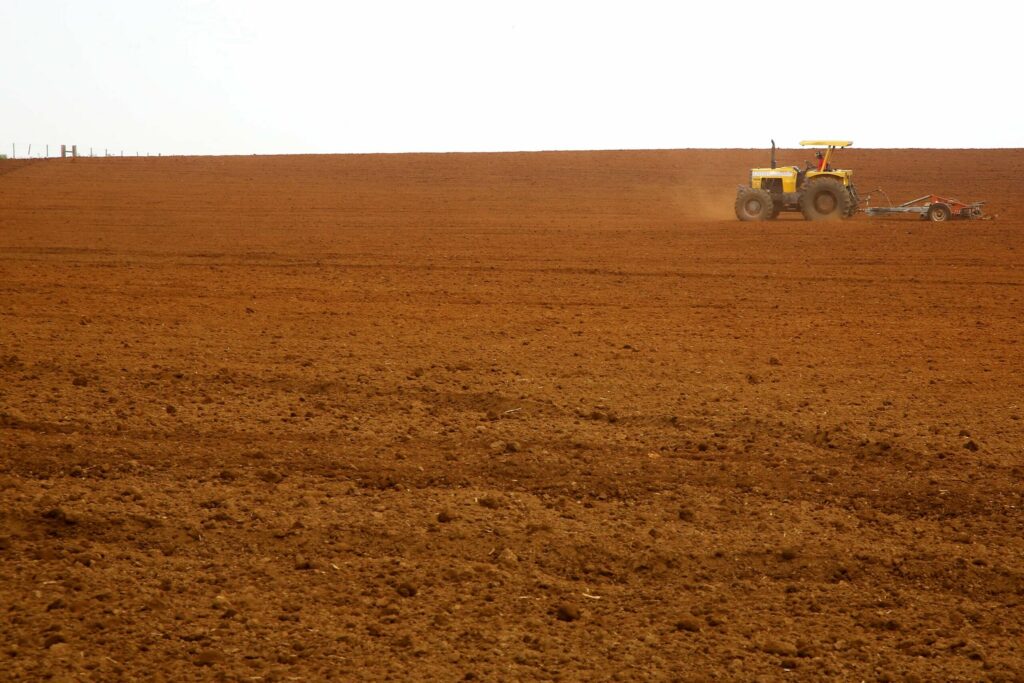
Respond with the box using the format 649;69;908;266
805;171;849;185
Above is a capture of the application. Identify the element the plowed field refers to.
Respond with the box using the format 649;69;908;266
1;149;1022;681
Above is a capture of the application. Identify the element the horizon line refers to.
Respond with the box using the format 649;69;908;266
4;145;1023;160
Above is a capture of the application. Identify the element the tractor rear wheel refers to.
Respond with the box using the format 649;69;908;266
844;185;860;218
735;188;773;221
927;203;952;222
799;178;851;221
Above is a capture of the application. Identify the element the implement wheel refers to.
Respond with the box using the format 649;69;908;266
799;178;851;221
735;188;773;221
927;203;952;222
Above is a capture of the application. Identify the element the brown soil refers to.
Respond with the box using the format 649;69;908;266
1;149;1022;681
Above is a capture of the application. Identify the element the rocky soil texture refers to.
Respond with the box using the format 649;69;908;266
1;149;1022;681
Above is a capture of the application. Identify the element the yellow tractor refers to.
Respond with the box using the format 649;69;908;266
735;140;859;221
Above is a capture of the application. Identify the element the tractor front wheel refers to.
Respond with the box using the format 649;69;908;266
799;178;851;221
735;188;773;221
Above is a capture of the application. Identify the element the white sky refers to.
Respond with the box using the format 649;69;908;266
3;0;1021;156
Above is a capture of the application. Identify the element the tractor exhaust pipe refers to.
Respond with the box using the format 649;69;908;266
770;139;776;169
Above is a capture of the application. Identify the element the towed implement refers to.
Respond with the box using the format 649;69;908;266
736;140;859;221
863;193;987;222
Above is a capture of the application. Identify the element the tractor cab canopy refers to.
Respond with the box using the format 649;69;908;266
799;141;852;173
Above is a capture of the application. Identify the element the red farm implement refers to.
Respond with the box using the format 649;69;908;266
863;191;988;222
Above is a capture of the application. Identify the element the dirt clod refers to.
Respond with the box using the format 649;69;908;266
477;495;505;509
294;555;317;571
675;617;701;633
193;649;223;666
258;470;284;484
43;634;67;649
761;640;798;657
555;604;581;622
